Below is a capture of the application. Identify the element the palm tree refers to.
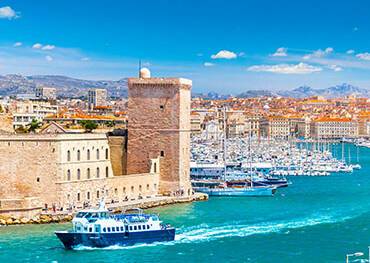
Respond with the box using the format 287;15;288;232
27;119;42;133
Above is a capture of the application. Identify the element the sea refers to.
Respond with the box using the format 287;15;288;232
1;143;370;263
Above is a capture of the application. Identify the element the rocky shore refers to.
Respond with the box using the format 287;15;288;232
0;193;208;226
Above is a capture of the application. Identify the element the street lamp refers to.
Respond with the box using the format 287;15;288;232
346;252;364;263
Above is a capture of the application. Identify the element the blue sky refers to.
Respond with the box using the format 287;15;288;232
1;0;370;93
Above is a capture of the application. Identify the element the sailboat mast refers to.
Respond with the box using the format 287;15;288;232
223;106;227;181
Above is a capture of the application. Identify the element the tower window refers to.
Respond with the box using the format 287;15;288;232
160;105;164;110
160;151;164;157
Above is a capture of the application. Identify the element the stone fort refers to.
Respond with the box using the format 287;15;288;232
0;70;193;218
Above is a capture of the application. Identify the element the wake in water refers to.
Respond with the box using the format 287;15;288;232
73;213;352;251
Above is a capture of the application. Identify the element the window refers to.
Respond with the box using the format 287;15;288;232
67;150;71;161
112;228;115;232
77;169;81;180
77;150;80;161
123;187;126;194
160;151;164;157
96;167;100;178
37;177;40;183
105;148;109;159
87;192;90;200
125;226;129;231
120;226;124;231
67;170;71;181
139;185;142;192
77;193;80;201
129;226;132;231
89;227;92;232
103;227;106;232
87;149;90;160
97;191;100;199
116;227;119;231
147;184;149;190
154;162;157;173
138;225;141;230
96;149;100;160
87;168;90;179
160;105;164;109
134;226;137;230
114;188;118;195
106;166;109;178
107;227;111;232
131;186;134;193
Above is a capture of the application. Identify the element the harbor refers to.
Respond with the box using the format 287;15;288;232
0;143;370;262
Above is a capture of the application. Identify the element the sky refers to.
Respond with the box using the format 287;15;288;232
1;0;370;94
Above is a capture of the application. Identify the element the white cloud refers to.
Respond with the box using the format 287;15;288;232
204;62;214;67
346;49;355;55
328;65;343;72
238;52;246;57
13;42;22;47
211;50;237;59
247;62;322;74
45;55;53;62
272;47;287;57
325;47;334;54
0;6;18;19
356;53;370;61
81;57;90;61
42;45;55;50
32;43;43;49
302;47;334;60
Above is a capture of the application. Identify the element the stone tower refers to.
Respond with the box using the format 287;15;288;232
127;69;192;196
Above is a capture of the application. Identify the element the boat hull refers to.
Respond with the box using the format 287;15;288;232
194;187;276;197
55;228;175;249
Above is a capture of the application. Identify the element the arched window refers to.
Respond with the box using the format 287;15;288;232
67;150;71;161
77;169;81;180
77;193;80;201
105;166;109;178
87;192;90;200
139;185;142;192
67;169;71;181
147;184;149;190
87;149;90;160
97;190;100;198
77;150;80;161
105;148;109;159
154;162;157;173
96;149;100;160
87;168;90;179
96;167;100;178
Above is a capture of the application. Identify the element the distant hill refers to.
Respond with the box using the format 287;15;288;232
0;74;128;98
279;83;370;98
0;74;368;100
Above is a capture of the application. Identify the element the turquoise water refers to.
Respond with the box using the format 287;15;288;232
1;144;370;263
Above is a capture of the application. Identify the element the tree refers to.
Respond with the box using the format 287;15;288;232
15;125;28;134
27;119;42;133
106;120;115;128
79;120;98;133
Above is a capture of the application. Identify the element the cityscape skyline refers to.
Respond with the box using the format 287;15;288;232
2;1;370;93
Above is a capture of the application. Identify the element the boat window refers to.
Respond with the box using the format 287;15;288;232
116;227;119;231
112;228;115;232
107;227;111;232
126;226;129;231
89;227;93;232
129;226;132;230
103;227;106;232
138;225;141;230
134;226;137;230
120;226;124;231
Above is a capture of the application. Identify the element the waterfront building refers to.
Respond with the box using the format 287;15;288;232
260;116;290;139
190;111;202;135
310;117;359;138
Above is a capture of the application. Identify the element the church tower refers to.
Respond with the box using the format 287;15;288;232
127;68;192;196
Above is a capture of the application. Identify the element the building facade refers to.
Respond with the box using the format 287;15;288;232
310;117;359;138
88;89;107;111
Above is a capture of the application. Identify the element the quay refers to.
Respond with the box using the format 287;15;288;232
0;193;208;226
